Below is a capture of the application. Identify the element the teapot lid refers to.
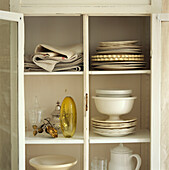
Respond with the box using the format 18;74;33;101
111;144;132;154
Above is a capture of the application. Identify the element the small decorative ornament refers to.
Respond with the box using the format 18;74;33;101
51;101;61;133
32;118;58;138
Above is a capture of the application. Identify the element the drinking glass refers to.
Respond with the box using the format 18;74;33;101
91;157;107;170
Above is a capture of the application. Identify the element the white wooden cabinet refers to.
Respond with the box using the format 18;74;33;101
23;14;160;170
0;5;164;170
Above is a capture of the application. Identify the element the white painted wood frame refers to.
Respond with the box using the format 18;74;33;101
0;10;25;170
10;0;161;15
83;14;90;170
151;14;161;170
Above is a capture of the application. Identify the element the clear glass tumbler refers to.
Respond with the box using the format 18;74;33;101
91;157;107;170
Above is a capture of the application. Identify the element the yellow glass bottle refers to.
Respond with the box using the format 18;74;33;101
60;96;77;138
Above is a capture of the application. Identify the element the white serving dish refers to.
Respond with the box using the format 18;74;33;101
92;96;136;121
29;155;77;170
96;89;132;97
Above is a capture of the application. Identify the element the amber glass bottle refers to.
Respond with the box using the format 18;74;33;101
60;96;77;138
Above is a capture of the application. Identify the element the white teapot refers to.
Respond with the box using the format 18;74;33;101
108;144;141;170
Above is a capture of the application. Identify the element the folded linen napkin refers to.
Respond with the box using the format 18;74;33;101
31;44;83;72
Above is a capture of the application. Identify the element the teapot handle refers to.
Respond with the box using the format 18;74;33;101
130;154;142;170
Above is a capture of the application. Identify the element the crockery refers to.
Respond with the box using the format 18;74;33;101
97;45;141;50
29;155;77;170
92;57;144;62
91;54;144;59
91;116;137;123
96;89;132;98
92;96;136;121
99;40;138;46
109;144;141;170
94;65;145;70
91;121;137;129
96;89;132;95
93;126;136;137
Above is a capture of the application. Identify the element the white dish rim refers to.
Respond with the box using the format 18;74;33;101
92;96;137;100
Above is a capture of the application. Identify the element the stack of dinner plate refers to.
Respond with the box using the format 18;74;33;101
91;40;147;70
91;116;137;137
91;89;137;137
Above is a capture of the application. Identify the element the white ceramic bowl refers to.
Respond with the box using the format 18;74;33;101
92;96;136;121
29;155;77;170
96;89;132;98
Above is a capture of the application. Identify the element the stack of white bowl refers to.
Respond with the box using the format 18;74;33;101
92;90;137;137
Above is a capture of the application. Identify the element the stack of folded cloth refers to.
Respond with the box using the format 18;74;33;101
24;44;83;72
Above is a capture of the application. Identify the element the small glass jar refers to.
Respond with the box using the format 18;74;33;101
51;101;61;133
29;96;43;128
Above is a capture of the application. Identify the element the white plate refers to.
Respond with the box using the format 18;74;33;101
94;65;145;70
91;116;137;123
96;89;132;95
97;45;141;50
99;40;138;46
97;50;141;54
92;120;137;129
93;64;145;67
91;61;146;66
93;126;136;137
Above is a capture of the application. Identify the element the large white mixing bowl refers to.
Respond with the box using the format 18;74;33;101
29;155;77;170
92;96;136;121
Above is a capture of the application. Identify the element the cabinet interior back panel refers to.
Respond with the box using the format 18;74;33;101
89;143;150;170
26;144;83;170
89;74;150;130
89;75;150;170
24;16;82;56
24;75;83;133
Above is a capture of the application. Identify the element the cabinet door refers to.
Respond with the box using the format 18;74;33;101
152;13;169;170
0;10;24;170
151;14;167;170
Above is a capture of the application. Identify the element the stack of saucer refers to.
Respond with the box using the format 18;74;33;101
91;116;137;137
92;89;137;137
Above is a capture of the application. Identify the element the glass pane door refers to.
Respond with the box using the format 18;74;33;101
159;14;169;170
0;11;24;170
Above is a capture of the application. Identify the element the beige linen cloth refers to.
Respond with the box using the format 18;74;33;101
32;44;83;72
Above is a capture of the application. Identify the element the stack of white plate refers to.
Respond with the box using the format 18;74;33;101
91;40;147;70
91;116;137;137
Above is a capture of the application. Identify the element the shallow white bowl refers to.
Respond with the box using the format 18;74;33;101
92;96;136;121
96;89;132;98
29;155;77;170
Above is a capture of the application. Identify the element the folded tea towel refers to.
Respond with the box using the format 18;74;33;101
35;44;82;58
31;44;83;72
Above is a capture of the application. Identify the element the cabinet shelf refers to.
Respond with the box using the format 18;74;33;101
89;70;151;75
89;129;150;144
25;131;84;144
24;70;151;76
24;72;83;76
